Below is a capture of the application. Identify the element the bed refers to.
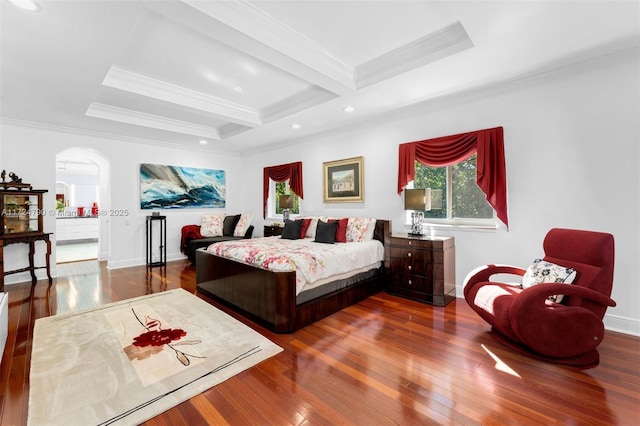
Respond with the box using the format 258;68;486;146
196;219;390;333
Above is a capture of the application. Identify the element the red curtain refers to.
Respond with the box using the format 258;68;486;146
397;126;508;227
263;161;304;218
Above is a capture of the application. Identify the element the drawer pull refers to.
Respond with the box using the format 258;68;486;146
407;252;412;257
408;240;412;245
408;265;412;271
408;280;413;285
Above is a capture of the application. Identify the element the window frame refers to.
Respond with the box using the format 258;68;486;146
409;158;497;229
267;179;300;220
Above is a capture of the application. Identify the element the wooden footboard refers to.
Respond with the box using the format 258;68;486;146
196;219;390;333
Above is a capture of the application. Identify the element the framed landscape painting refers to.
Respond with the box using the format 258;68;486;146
140;164;225;209
323;156;364;203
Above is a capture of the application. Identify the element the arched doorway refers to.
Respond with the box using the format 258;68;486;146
55;148;110;263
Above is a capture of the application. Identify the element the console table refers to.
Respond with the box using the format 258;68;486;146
0;232;53;292
146;215;166;267
385;234;455;306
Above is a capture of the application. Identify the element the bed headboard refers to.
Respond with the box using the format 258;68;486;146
374;219;391;246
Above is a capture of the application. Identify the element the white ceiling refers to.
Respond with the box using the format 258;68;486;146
1;0;638;155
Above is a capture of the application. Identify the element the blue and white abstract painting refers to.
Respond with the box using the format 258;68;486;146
140;164;225;209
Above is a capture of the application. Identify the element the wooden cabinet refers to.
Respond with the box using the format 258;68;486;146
1;189;47;236
264;224;283;237
385;234;455;306
0;188;52;291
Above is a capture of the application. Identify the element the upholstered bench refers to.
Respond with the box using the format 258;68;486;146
181;213;254;264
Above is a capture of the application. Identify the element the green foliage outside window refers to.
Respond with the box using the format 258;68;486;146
275;181;300;215
413;153;493;220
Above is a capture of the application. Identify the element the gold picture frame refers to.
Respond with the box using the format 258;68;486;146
323;156;364;203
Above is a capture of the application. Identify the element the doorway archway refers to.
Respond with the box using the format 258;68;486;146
55;148;110;262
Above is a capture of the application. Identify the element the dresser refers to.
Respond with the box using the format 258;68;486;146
386;234;455;306
264;224;284;237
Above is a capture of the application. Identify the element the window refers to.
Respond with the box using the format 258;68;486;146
272;180;300;217
413;153;494;225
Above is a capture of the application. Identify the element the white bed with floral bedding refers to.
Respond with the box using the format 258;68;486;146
206;237;385;295
196;218;391;333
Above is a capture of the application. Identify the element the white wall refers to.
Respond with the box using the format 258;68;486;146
0;125;243;278
242;49;639;335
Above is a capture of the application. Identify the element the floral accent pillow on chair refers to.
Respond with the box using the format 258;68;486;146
521;259;577;303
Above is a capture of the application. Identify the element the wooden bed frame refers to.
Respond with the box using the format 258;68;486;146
196;219;390;333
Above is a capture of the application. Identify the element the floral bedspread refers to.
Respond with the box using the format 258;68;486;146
206;237;384;294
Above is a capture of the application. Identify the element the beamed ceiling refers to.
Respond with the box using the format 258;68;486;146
1;0;638;154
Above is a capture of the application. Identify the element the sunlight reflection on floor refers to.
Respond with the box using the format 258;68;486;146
482;344;522;378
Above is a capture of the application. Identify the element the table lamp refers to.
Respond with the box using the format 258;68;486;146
404;188;431;236
279;194;294;222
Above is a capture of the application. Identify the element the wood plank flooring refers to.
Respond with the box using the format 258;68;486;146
1;259;639;425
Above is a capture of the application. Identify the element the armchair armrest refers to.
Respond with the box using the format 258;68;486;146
514;283;616;309
463;264;527;286
463;264;526;303
509;284;616;358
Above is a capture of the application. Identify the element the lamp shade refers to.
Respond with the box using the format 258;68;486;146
279;194;294;209
404;188;431;211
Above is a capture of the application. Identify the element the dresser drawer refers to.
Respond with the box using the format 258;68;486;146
389;246;432;261
389;272;432;294
388;256;432;277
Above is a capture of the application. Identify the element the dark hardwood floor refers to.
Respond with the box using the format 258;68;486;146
1;259;639;425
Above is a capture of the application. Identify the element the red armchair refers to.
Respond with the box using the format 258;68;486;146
463;228;616;366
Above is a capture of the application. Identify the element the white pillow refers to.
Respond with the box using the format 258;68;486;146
304;216;326;238
201;214;225;237
233;213;253;237
346;217;376;242
521;259;576;303
364;218;377;241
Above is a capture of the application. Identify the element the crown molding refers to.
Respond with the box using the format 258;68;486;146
102;67;262;127
181;0;355;90
355;21;473;90
262;86;338;123
0;117;239;156
85;103;221;140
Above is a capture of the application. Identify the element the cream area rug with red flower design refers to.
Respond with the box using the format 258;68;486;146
28;288;282;426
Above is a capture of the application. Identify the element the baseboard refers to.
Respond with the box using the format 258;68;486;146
603;314;640;337
106;253;187;270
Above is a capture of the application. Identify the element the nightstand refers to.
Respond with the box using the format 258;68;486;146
264;224;283;237
385;234;455;306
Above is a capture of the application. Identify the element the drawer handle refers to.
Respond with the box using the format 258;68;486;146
408;240;412;245
407;252;412;257
408;265;412;271
408;280;413;285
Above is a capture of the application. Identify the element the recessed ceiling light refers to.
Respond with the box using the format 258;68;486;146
344;106;355;113
291;123;301;130
199;140;208;145
8;0;40;11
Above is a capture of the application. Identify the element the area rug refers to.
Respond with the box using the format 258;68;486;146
28;288;282;426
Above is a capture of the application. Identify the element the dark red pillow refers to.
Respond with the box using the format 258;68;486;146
330;218;348;243
299;218;312;239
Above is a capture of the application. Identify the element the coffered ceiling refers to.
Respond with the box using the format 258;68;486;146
1;0;638;154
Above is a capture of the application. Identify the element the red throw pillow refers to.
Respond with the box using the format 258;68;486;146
299;218;312;239
332;218;348;243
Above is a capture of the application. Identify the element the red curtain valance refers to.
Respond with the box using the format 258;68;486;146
398;126;508;227
263;161;304;218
